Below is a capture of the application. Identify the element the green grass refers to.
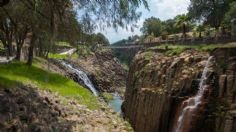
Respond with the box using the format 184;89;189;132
101;92;113;101
149;42;236;56
48;53;79;59
121;63;129;71
56;41;72;48
0;42;4;52
0;61;100;109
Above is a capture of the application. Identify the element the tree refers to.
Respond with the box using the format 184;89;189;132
5;1;30;60
0;8;14;59
224;2;236;24
93;33;110;46
141;17;163;37
194;24;205;38
188;0;233;29
163;19;181;34
175;14;189;39
1;0;148;66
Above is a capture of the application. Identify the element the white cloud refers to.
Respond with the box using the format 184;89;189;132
96;0;190;43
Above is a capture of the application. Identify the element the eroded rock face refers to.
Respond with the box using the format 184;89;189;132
123;49;209;132
123;48;236;132
70;48;127;94
211;48;236;132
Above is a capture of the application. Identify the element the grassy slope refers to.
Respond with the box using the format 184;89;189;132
0;60;100;109
149;42;236;56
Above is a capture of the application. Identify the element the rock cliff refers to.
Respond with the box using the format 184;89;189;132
211;48;236;132
123;48;236;132
69;48;127;94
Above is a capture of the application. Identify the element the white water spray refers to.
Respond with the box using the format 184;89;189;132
61;61;99;96
174;56;213;132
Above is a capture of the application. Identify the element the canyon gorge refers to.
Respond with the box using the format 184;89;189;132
122;47;236;132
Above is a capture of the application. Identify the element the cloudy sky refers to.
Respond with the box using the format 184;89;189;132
96;0;190;43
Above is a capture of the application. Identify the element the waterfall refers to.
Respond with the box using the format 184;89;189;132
61;61;99;96
173;56;213;132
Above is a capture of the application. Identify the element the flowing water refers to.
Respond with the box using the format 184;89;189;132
61;61;99;96
61;61;123;114
173;56;213;132
108;92;123;114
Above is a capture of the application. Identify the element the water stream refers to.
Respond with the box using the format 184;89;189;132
108;92;123;114
173;56;213;132
61;61;99;96
61;61;123;113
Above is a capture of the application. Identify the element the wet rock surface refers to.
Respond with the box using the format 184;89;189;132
0;85;132;132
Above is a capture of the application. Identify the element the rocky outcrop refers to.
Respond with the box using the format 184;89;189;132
69;48;126;94
123;49;209;132
123;48;236;132
0;85;132;132
211;48;236;132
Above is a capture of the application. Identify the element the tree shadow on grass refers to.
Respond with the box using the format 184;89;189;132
0;62;71;88
0;77;78;132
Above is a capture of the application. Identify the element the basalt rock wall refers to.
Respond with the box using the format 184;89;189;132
123;48;236;132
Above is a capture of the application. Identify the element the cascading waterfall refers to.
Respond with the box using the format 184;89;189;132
173;56;213;132
61;61;99;96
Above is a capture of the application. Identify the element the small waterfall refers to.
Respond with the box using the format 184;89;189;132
61;61;99;96
173;56;213;132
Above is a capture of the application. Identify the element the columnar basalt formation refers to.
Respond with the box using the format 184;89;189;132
123;48;236;132
123;49;209;132
211;48;236;132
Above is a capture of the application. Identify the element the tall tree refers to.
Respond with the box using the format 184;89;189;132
224;2;236;24
175;14;190;39
188;0;233;28
141;17;163;37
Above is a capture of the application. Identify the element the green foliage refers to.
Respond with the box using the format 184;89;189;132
101;92;113;102
111;49;132;66
224;2;236;24
143;51;154;60
174;14;189;28
48;53;79;60
77;45;93;57
48;53;68;59
121;62;129;71
188;0;233;28
141;17;163;37
112;35;140;46
92;33;110;46
0;61;100;109
140;15;193;38
55;41;72;48
194;25;205;37
150;43;236;56
163;19;182;34
0;42;4;51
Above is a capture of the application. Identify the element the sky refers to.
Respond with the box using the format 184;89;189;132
96;0;190;44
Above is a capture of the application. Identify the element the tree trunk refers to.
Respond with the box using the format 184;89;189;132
15;44;22;61
183;23;186;40
27;34;36;66
7;41;13;56
199;31;202;38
